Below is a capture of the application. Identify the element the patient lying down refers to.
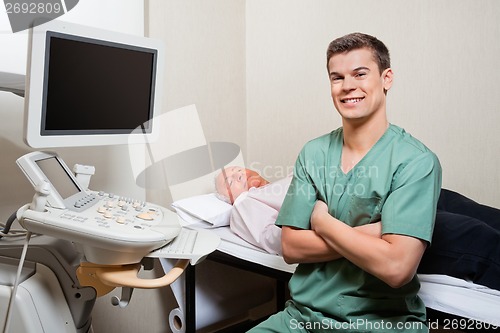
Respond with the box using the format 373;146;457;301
216;166;500;291
215;166;289;255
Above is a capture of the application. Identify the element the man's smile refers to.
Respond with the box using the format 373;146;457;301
341;97;365;104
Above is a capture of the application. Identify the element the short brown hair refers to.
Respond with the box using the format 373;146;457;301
326;32;391;74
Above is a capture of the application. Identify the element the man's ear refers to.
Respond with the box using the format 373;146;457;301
382;68;394;93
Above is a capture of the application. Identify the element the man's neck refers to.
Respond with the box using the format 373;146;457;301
342;116;389;154
340;116;388;174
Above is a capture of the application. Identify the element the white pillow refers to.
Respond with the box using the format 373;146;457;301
171;193;232;228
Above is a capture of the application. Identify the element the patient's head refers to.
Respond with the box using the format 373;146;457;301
215;166;269;204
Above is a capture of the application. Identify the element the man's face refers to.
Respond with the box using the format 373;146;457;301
327;48;393;123
216;167;269;203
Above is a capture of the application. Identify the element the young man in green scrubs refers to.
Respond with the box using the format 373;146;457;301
249;33;442;332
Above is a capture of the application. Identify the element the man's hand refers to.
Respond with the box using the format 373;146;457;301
312;200;382;237
311;200;329;231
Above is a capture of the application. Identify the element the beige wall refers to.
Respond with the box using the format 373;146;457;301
146;0;500;208
147;0;247;155
146;0;500;209
246;0;500;207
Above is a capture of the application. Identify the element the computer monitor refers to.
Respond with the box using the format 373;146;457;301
23;20;164;148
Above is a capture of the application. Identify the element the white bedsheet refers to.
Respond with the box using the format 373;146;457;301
211;226;296;273
183;219;500;327
418;274;500;327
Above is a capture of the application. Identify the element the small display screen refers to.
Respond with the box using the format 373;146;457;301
41;32;157;135
36;157;80;199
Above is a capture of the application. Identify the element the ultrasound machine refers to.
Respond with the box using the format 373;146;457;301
0;20;219;333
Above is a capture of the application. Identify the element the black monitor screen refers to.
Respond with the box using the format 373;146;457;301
41;32;157;135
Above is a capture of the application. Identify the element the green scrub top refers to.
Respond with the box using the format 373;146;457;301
276;124;442;332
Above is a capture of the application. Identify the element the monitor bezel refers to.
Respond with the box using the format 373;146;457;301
23;20;164;148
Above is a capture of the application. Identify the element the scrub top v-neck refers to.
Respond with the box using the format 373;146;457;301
325;126;392;227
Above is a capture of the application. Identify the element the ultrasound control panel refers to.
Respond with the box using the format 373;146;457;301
16;151;182;265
